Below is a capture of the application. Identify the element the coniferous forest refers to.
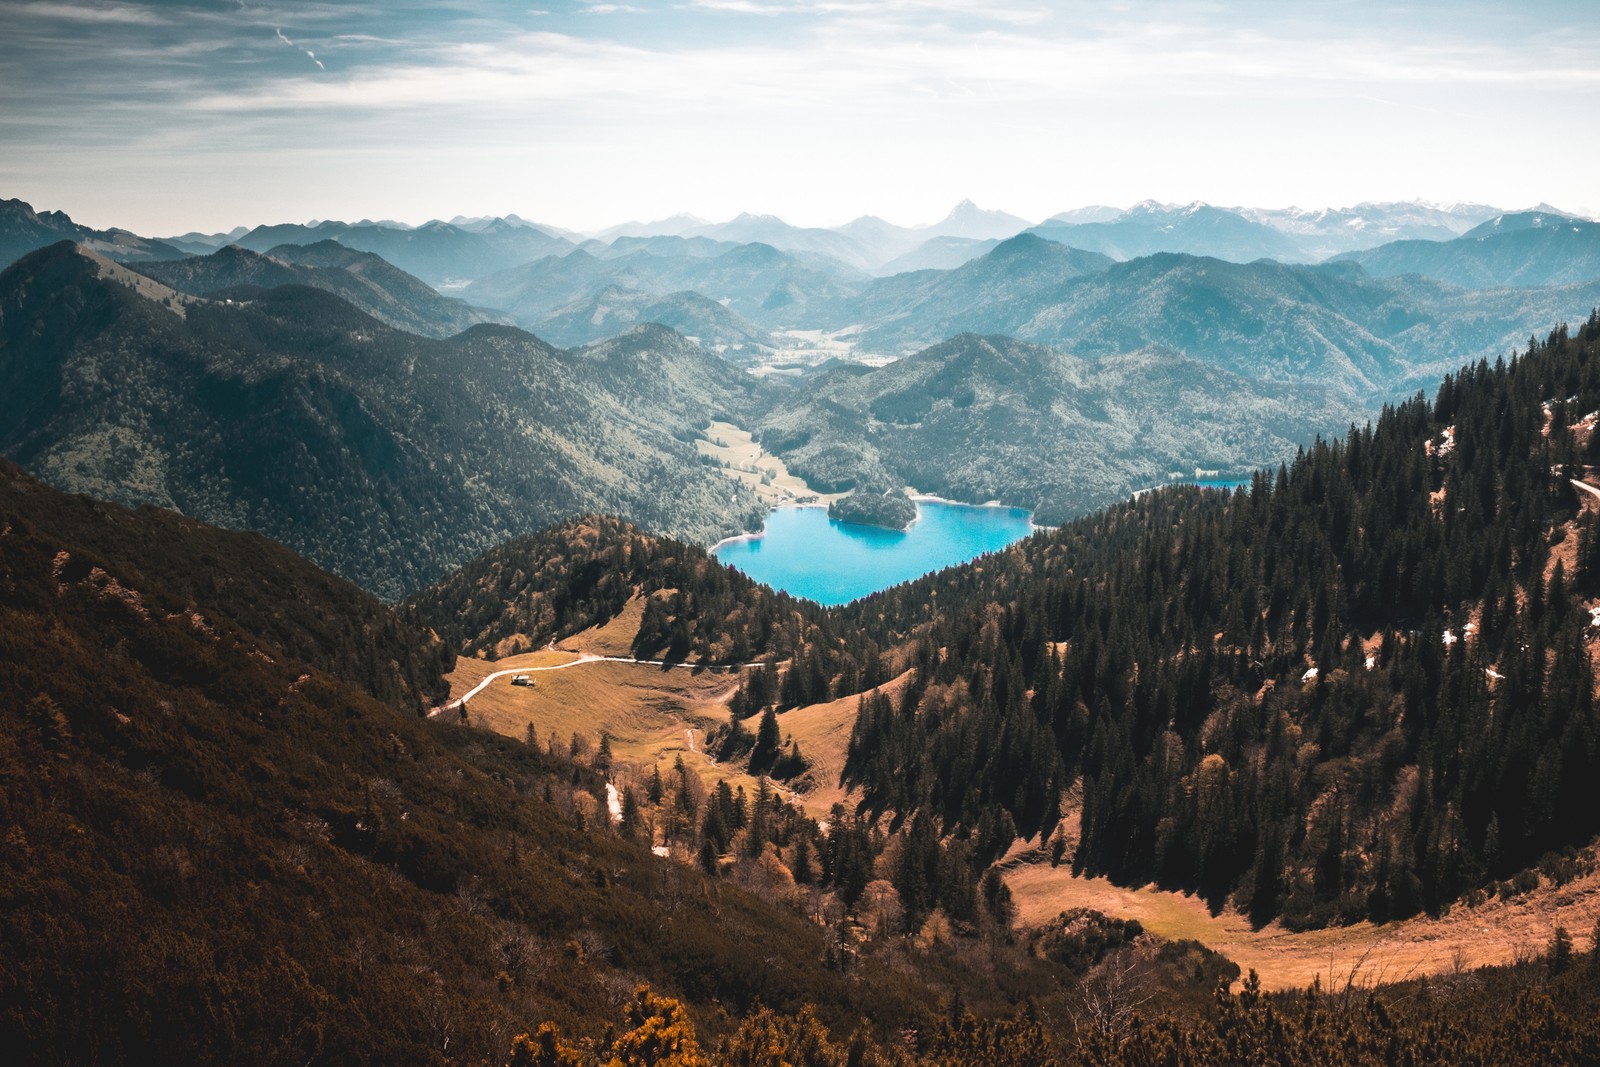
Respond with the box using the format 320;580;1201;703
838;313;1600;929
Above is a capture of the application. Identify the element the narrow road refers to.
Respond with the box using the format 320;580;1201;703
1573;478;1600;502
428;654;762;718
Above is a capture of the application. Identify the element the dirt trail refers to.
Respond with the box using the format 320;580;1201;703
429;653;756;717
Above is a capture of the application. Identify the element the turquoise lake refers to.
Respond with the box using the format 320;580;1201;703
713;500;1034;606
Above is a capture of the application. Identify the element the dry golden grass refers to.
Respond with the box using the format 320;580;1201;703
83;248;201;319
450;653;735;762
442;609;867;819
555;595;648;658
695;420;845;508
1005;834;1600;992
775;671;913;817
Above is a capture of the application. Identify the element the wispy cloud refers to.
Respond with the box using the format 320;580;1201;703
188;15;1600;118
6;0;1597;233
687;0;1048;25
10;1;166;24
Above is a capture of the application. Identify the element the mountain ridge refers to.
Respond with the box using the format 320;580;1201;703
0;242;771;598
131;241;510;339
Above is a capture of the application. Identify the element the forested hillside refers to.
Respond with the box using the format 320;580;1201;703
0;243;770;598
7;251;1600;1061
0;459;450;712
832;312;1600;927
760;333;1361;523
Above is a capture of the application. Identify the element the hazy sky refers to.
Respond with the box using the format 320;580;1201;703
2;0;1595;235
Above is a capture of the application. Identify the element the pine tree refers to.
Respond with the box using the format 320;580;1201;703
748;707;781;775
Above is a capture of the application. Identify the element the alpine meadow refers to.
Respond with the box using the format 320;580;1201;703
4;1;1600;1064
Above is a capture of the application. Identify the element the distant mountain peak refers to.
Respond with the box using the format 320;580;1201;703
1125;199;1209;219
1046;205;1122;225
1461;208;1591;239
937;198;1023;223
921;201;1032;242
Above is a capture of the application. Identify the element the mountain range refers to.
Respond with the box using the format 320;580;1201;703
844;239;1600;391
0;196;182;270
531;285;775;356
461;241;864;333
1335;210;1600;288
1027;201;1313;265
4;187;1600;605
13;195;1587;287
1235;200;1504;258
228;217;577;287
132;241;510;339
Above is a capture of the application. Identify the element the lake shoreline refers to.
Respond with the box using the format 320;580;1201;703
709;493;1037;551
712;497;1036;605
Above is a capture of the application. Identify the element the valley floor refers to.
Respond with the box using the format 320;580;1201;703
696;419;847;511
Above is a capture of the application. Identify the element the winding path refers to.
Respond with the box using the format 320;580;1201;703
428;654;758;718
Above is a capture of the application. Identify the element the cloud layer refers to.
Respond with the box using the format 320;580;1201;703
1;0;1595;233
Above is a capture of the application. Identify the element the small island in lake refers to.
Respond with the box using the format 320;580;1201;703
827;485;918;530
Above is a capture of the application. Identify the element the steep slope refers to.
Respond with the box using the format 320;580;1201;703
0;243;769;598
133;242;508;338
759;333;1363;523
0;458;449;711
0;196;181;270
1337;212;1600;288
